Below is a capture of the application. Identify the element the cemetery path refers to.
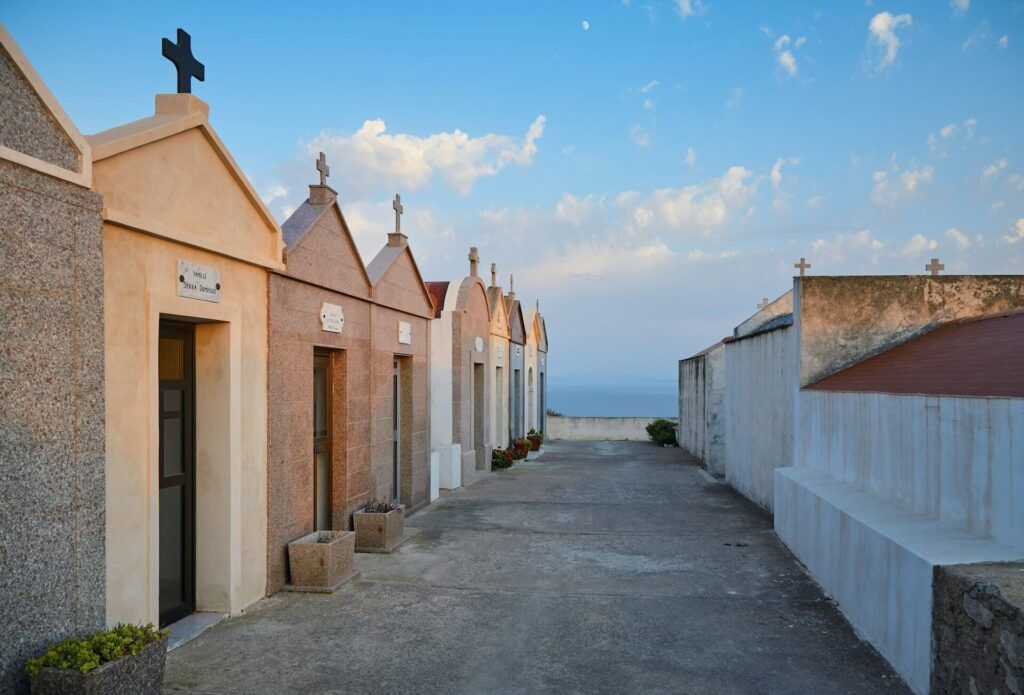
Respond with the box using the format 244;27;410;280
164;440;910;694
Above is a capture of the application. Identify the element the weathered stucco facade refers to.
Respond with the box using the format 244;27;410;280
525;304;548;435
506;295;527;442
678;341;725;476
90;93;284;626
366;229;434;513
486;269;511;450
0;28;106;693
266;177;374;595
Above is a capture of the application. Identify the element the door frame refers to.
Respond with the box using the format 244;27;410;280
158;320;196;627
313;349;333;531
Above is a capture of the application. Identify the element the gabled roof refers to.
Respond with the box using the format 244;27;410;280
366;239;435;317
525;305;548;351
506;297;526;345
682;339;727;361
280;195;372;293
487;286;510;337
806;310;1024;398
87;94;284;267
0;23;91;186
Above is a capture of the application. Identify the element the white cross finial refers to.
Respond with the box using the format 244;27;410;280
794;257;811;277
490;263;497;287
509;274;515;294
926;258;945;276
316;151;329;186
392;193;404;233
758;297;770;309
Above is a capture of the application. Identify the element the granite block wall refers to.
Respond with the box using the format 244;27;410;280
0;158;105;692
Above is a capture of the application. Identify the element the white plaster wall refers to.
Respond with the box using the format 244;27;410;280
800;391;1024;552
704;345;726;476
678;356;705;460
489;336;510;449
547;416;676;441
428;311;454;450
724;326;796;510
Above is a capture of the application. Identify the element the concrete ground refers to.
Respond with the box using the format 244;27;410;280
164;441;910;694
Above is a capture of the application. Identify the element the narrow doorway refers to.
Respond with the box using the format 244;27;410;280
392;358;401;504
313;351;331;531
473;363;485;469
512;368;522;440
158;320;195;627
528;367;535;431
539;372;546;434
495;366;504;447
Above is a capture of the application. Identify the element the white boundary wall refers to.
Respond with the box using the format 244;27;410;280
547;416;677;441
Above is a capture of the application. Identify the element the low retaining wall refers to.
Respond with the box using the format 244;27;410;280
547;416;675;441
932;563;1024;695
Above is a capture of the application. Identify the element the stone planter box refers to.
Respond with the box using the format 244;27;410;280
354;506;406;553
528;437;542;452
31;638;166;695
286;530;357;592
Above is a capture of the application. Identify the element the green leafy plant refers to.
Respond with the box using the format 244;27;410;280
545;408;563;417
363;499;399;513
25;623;167;678
646;419;677;446
492;448;514;469
511;439;531;460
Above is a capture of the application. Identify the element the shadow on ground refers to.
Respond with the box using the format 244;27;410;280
164;441;909;694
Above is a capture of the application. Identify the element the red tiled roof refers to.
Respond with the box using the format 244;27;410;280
425;281;449;318
806;310;1024;398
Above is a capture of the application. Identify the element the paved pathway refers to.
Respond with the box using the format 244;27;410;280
165;441;910;694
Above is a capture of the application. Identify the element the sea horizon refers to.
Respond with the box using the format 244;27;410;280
547;375;677;418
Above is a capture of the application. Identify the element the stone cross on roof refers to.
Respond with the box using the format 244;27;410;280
509;274;515;294
490;263;497;287
392;194;403;234
469;247;479;276
794;257;811;277
926;258;945;276
161;28;205;94
316;152;329;186
758;297;770;309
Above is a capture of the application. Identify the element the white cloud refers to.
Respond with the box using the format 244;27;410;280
963;23;990;51
867;12;913;72
950;0;970;14
939;123;956;139
684;147;697;168
643;99;654;110
639;80;660;93
811;229;885;265
554;193;596;226
770;157;799;211
946;227;971;250
900;233;938;257
304;115;545;197
871;165;934;205
963;118;978;137
773;35;803;76
261;184;289;206
629;125;651;148
582;20;590;31
623;166;758;235
806;195;823;209
676;0;706;19
998;35;1009;49
725;87;745;110
982;158;1008;182
1010;173;1024;192
561;144;576;156
1003;219;1024;244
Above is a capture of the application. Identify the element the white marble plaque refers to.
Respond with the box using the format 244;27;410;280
498;344;505;359
474;337;484;352
398;321;412;345
177;261;220;302
320;303;344;333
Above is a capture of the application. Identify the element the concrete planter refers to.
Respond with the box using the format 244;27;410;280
528;436;542;452
286;530;357;592
354;506;406;553
31;638;166;695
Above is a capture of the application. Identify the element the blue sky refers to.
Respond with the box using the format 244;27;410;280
6;1;1024;381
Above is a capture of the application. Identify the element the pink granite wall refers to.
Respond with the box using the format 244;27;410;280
451;277;491;482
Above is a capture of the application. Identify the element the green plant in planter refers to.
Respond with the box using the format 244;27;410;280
363;499;399;513
26;623;167;678
526;429;544;450
492;448;514;469
646;419;677;446
510;439;530;460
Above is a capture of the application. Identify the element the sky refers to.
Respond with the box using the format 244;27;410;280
6;0;1024;382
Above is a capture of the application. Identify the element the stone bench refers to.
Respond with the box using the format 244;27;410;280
774;466;1023;695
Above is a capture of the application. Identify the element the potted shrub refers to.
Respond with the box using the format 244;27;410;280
354;499;406;553
26;623;167;694
287;529;357;592
511;439;530;460
492;448;514;469
527;429;543;452
646;418;677;446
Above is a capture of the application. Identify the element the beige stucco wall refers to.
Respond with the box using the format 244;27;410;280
451;277;491;482
94;117;280;626
488;300;510;450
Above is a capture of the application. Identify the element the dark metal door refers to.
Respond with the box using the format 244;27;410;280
392;359;400;503
158;321;195;627
313;352;331;531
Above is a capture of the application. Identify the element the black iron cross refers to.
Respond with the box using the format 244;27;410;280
162;28;205;94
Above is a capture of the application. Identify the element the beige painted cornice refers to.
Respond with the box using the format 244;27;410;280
103;207;285;271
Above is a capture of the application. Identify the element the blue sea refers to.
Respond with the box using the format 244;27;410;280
547;377;677;418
